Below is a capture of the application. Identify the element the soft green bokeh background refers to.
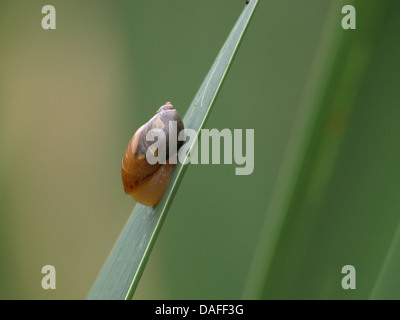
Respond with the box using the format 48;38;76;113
0;0;399;299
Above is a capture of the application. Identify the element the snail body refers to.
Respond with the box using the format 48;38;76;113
121;102;184;206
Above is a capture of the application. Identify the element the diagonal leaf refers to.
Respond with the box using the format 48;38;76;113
242;0;350;299
370;222;400;300
242;0;398;299
87;0;258;300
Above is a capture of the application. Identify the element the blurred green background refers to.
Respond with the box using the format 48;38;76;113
0;0;399;299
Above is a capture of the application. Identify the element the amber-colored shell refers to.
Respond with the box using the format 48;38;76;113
121;102;184;206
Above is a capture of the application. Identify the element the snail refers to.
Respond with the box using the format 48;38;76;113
121;102;184;206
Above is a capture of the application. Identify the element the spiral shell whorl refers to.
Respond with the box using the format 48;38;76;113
121;102;184;206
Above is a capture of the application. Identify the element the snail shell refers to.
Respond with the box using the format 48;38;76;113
121;102;184;206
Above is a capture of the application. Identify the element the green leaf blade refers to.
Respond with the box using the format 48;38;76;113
87;0;258;300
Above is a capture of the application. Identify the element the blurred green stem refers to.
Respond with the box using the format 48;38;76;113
242;0;349;299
